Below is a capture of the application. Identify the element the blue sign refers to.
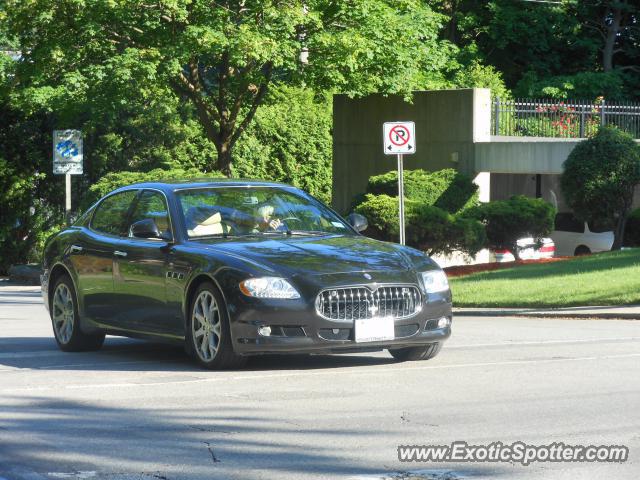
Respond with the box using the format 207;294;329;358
53;130;83;175
55;140;79;159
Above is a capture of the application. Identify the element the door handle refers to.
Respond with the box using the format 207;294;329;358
114;250;128;258
70;245;83;254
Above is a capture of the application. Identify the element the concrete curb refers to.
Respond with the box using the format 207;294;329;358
454;308;640;320
7;265;42;286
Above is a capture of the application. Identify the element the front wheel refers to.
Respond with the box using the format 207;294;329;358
186;282;246;370
389;343;442;362
50;275;105;352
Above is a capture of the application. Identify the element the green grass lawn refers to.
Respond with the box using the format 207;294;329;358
449;248;640;308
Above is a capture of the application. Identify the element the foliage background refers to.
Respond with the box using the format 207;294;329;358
0;0;639;271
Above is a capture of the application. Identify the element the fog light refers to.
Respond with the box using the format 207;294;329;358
437;317;450;329
258;326;272;337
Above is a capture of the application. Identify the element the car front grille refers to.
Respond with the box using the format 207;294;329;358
315;286;421;320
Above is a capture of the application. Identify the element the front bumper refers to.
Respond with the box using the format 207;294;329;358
229;291;452;355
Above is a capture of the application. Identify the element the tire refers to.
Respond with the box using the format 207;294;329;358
574;245;591;256
50;274;105;352
389;342;442;362
186;282;246;370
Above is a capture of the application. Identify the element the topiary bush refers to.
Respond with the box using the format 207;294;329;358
365;168;479;213
561;126;640;250
467;195;556;259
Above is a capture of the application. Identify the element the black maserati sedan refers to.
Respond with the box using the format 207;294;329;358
41;180;452;369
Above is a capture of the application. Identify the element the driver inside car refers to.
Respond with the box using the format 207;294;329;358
255;204;286;232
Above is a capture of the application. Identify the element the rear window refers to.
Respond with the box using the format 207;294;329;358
588;218;614;233
554;213;584;233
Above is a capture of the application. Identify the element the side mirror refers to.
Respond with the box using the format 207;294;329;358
130;218;163;240
346;213;368;232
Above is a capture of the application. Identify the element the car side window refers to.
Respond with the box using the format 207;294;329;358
128;190;172;239
554;213;584;233
91;190;138;236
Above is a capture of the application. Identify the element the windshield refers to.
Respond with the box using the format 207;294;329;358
175;186;352;238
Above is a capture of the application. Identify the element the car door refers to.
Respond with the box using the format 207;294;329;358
112;189;176;336
71;189;138;324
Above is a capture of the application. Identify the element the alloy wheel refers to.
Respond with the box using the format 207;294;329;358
192;290;222;362
52;283;74;344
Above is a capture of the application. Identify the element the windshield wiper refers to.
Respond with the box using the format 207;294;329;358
285;230;331;236
190;233;241;239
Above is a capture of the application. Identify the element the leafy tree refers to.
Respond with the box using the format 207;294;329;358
467;195;556;260
432;0;640;101
516;71;627;101
4;0;451;175
231;86;332;204
561;126;640;250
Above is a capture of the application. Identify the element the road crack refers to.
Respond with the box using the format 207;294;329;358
204;441;221;463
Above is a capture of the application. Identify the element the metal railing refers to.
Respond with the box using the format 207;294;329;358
492;98;640;139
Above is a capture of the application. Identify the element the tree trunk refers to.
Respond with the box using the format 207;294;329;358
510;242;520;261
612;214;627;251
216;142;233;177
602;3;623;72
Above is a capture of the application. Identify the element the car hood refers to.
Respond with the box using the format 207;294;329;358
189;234;431;276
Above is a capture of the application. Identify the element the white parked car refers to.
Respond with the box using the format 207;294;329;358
493;237;555;263
550;213;614;256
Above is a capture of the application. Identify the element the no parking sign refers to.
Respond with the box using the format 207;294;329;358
382;121;416;246
383;121;415;155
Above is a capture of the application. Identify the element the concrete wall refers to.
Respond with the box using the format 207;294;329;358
475;137;580;174
332;89;490;213
477;138;640;176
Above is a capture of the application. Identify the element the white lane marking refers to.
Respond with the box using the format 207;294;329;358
1;335;638;364
0;336;639;373
2;352;639;393
49;472;97;479
0;359;171;372
0;350;65;360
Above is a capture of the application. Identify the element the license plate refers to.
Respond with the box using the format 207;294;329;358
354;317;395;343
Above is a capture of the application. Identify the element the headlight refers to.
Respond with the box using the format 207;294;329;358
239;277;300;299
421;270;449;293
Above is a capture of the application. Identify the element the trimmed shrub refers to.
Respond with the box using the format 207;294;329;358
354;193;486;257
561;126;640;250
365;168;479;213
467;195;556;259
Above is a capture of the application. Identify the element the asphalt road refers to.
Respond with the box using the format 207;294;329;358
0;282;639;480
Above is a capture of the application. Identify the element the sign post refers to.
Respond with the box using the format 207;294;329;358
53;130;83;222
383;121;416;245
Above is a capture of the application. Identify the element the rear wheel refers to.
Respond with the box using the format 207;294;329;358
388;343;442;362
574;245;591;256
50;275;105;352
186;282;246;370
